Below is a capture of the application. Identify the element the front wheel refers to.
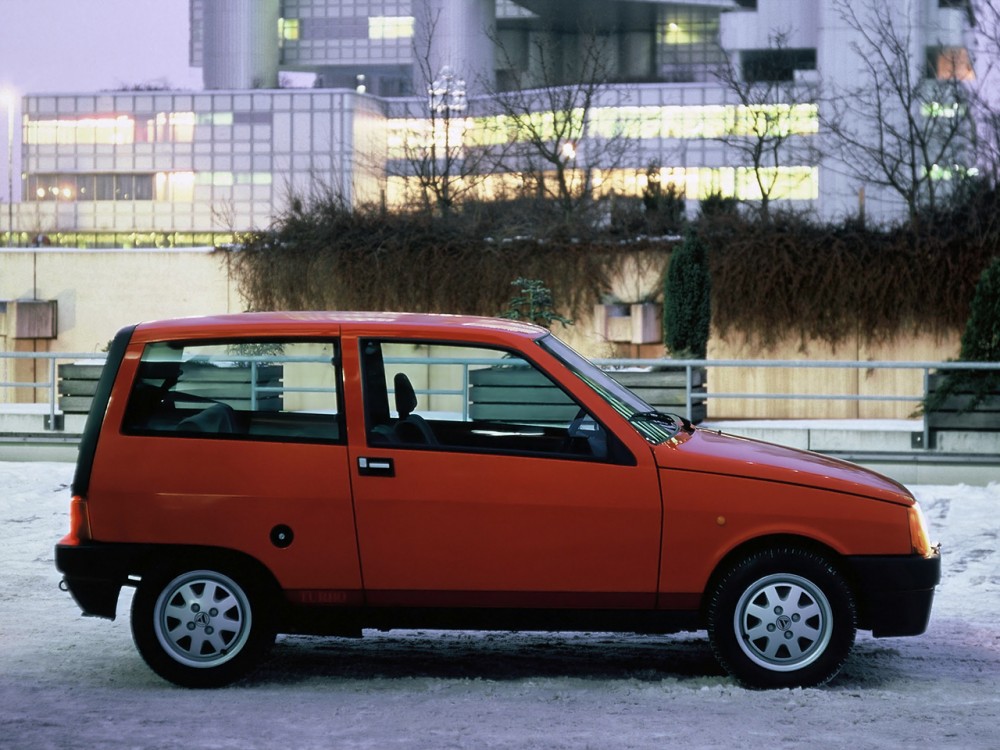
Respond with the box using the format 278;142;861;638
707;548;857;688
131;562;274;687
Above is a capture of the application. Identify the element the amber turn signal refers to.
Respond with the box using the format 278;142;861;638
908;504;932;557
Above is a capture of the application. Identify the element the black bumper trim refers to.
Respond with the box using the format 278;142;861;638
845;551;942;637
55;541;155;620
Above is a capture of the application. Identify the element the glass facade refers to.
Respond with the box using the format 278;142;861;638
20;83;819;237
19;89;386;237
385;98;819;206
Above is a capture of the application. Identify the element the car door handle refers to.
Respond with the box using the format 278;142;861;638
357;456;395;477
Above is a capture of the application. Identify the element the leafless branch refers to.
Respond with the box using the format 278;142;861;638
822;0;976;223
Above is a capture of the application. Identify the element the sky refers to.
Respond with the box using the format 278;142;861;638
0;0;201;202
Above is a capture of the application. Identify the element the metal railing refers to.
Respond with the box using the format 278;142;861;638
0;351;106;430
3;351;999;450
595;357;1000;449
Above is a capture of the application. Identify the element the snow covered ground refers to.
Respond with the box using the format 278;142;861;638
1;461;998;750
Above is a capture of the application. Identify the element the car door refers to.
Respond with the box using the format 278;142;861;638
344;336;663;609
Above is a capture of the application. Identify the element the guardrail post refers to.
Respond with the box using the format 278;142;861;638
462;363;470;422
922;367;931;450
685;364;693;422
48;358;57;431
250;361;258;411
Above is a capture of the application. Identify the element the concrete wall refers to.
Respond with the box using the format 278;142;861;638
1;248;241;403
707;331;961;420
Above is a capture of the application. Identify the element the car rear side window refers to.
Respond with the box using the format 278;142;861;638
122;339;343;443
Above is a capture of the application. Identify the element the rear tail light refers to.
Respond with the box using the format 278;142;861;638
59;495;92;546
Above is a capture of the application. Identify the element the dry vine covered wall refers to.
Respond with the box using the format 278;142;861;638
231;199;999;420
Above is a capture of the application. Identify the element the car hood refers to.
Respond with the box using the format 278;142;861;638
654;428;914;506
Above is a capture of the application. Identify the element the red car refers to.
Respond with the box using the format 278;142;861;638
55;312;940;688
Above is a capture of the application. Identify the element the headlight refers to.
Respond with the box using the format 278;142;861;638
908;503;932;557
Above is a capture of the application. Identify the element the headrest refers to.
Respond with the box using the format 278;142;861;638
393;373;418;418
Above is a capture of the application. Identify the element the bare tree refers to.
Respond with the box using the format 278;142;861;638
488;30;634;223
714;31;822;222
968;0;1000;185
822;0;977;223
387;8;497;216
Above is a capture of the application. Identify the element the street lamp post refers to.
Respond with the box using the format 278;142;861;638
426;67;467;212
3;90;14;247
428;66;467;116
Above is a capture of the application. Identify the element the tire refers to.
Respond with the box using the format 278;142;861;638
131;561;275;687
707;547;857;688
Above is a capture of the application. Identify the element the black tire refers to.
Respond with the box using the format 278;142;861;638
131;559;275;687
707;547;857;688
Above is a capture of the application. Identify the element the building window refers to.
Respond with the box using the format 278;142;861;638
280;18;300;42
741;49;817;83
156;172;196;202
27;173;155;202
656;8;725;82
134;112;196;143
926;46;974;81
938;0;974;24
369;16;415;40
26;113;196;145
301;17;367;41
26;116;135;145
197;112;234;126
386;165;819;207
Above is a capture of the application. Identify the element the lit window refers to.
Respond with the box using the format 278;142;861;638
280;18;300;41
26;172;154;201
197;113;234;126
369;16;414;40
156;172;195;202
927;46;974;81
153;112;196;143
385;166;819;206
194;173;236;187
922;101;965;119
26;116;135;146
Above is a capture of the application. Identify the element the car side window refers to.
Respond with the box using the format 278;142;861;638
122;339;343;443
360;339;623;462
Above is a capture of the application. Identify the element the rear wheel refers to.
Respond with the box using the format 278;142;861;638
707;548;856;688
131;561;274;687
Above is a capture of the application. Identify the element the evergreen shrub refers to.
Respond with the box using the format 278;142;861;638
663;230;711;358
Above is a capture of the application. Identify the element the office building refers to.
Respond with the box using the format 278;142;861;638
8;0;976;247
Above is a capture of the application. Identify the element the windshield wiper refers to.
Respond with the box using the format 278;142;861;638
628;410;693;433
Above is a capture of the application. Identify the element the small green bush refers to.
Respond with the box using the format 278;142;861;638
663;230;711;358
959;256;1000;363
499;277;573;329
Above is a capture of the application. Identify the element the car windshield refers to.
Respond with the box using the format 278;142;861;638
537;334;680;444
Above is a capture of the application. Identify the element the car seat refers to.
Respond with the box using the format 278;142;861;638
393;373;438;445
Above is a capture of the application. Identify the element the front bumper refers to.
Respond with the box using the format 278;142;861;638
845;548;942;637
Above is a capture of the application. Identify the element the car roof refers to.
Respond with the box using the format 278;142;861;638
129;311;548;345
